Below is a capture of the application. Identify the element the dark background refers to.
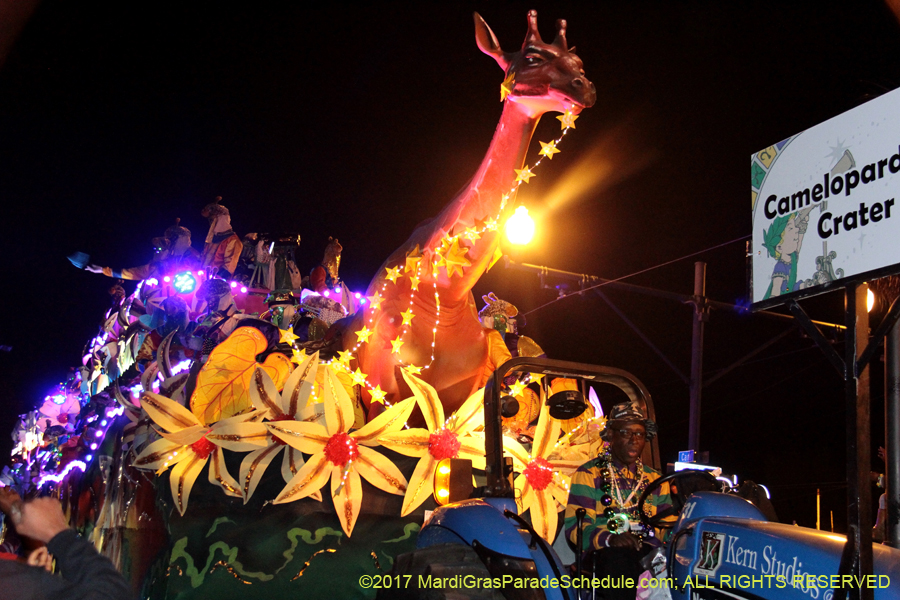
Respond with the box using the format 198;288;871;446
2;0;900;531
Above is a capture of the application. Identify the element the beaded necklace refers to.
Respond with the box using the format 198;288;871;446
597;446;649;539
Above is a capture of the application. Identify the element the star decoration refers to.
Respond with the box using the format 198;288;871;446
391;336;405;354
463;226;482;242
370;385;387;405
335;350;354;370
405;245;423;275
279;327;300;345
367;293;383;311
442;237;471;278
409;274;421;291
401;309;416;326
355;326;373;344
515;167;536;184
500;71;516;102
350;368;368;387
385;266;402;284
292;348;306;364
508;380;528;397
404;364;423;376
539;140;560;159
484;217;499;232
557;109;578;130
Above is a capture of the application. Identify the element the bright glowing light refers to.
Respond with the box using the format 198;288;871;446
867;289;875;312
359;298;366;305
354;292;361;299
95;430;103;438
230;281;237;288
172;271;197;294
50;394;66;405
759;484;771;499
37;460;87;487
101;420;107;426
163;276;171;283
323;290;330;297
505;206;535;245
240;286;248;294
334;287;341;294
85;454;93;462
90;443;98;450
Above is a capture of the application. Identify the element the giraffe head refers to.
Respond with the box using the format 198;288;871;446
475;10;596;115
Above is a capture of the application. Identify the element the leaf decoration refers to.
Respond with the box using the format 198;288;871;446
190;327;293;423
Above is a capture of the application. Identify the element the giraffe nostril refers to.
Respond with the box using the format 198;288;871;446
572;78;584;88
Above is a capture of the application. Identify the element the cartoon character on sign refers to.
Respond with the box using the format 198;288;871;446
762;205;814;299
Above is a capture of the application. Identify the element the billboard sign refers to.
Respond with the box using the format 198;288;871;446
751;87;900;308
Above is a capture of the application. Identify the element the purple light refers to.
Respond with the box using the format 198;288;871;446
323;291;329;297
95;430;103;438
230;281;237;288
85;454;93;462
37;460;87;487
163;276;171;283
90;443;98;450
334;287;341;294
240;286;248;294
101;419;107;426
359;298;366;305
354;292;361;299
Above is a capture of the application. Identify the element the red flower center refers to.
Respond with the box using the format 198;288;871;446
428;429;461;461
270;414;294;446
523;457;553;491
190;436;216;460
323;431;359;466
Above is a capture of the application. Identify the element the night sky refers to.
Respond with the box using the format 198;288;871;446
2;1;900;531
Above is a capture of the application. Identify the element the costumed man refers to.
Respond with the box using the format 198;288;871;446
201;197;242;278
564;400;672;600
308;237;343;295
81;220;200;281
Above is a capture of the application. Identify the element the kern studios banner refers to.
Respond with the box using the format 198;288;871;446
751;86;900;308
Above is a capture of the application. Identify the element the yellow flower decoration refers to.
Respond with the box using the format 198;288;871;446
503;400;583;542
133;392;263;515
378;371;486;516
214;352;326;504
265;368;414;536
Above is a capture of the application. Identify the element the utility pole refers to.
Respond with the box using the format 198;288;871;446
688;261;708;453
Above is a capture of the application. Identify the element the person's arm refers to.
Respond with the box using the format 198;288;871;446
565;464;612;551
85;264;151;281
17;498;132;600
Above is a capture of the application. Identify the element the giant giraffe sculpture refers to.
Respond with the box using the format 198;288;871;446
343;10;595;420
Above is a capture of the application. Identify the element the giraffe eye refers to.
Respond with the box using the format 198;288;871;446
524;54;544;66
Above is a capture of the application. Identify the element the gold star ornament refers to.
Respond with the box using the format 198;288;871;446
391;336;405;355
367;293;383;311
385;266;402;284
500;72;516;102
355;326;373;344
401;309;416;326
370;385;387;405
557;109;578;130
442;237;471;278
515;167;535;184
539;140;561;159
351;368;368;387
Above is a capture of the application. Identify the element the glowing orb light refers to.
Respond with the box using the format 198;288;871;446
172;271;197;294
867;289;875;312
505;206;535;245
